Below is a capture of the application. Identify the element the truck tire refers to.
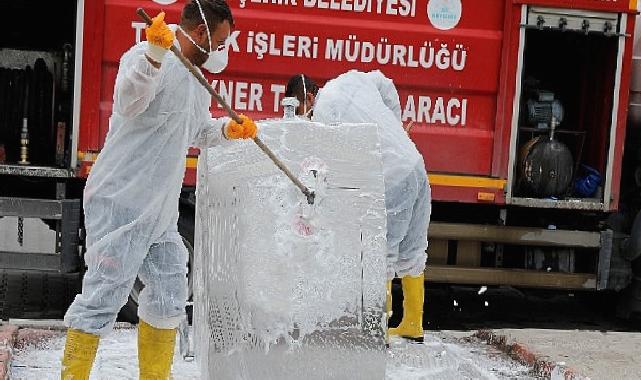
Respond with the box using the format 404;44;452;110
118;210;195;324
616;211;641;321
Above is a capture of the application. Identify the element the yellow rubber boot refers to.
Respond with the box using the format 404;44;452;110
61;328;99;380
388;273;424;341
138;319;176;380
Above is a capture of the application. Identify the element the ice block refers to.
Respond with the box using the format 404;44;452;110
194;119;388;379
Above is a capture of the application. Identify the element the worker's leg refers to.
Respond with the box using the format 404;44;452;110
64;228;149;333
62;198;154;378
389;167;431;341
137;229;188;379
62;233;148;379
395;169;430;279
385;169;419;341
385;171;417;281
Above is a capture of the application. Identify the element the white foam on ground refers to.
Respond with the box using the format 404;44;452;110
11;330;534;379
10;328;199;380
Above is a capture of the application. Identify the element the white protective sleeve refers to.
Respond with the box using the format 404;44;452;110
192;116;231;149
113;46;163;118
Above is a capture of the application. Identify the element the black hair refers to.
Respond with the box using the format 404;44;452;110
181;0;234;30
285;74;319;105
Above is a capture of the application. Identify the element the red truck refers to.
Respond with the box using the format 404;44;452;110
1;0;641;320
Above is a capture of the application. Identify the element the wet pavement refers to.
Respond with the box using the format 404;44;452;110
11;328;533;379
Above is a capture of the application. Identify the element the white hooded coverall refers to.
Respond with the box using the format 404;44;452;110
313;70;431;280
64;39;230;335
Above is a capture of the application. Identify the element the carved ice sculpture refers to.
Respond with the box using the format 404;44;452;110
194;119;387;379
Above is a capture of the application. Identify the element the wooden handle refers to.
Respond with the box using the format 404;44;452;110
404;121;414;134
136;8;154;25
253;137;315;204
136;8;314;203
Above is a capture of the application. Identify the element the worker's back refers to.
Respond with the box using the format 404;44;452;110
313;70;424;188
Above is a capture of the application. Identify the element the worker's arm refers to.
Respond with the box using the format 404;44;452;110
192;117;231;149
112;53;161;118
113;12;173;118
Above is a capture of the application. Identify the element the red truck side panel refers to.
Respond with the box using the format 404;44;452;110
78;0;636;209
79;0;106;152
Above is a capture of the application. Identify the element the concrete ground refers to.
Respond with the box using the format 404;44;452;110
489;328;641;380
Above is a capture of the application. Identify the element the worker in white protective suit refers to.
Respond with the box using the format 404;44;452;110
285;71;431;342
61;1;257;378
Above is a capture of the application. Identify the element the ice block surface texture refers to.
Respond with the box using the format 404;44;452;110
194;119;388;380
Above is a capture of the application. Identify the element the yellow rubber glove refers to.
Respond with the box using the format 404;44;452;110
226;115;257;140
145;12;174;63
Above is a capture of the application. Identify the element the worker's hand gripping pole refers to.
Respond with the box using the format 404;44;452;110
137;8;316;205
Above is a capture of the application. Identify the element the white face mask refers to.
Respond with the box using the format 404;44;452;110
202;44;229;73
179;0;229;73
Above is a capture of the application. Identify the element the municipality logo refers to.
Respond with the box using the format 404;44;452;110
427;0;462;31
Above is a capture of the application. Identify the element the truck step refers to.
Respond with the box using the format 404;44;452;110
0;270;80;320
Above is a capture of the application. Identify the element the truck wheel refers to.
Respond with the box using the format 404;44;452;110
616;211;641;321
118;211;195;324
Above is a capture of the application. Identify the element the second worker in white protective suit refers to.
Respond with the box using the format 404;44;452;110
285;71;431;342
61;1;258;378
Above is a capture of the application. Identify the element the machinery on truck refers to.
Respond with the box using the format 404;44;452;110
2;0;641;320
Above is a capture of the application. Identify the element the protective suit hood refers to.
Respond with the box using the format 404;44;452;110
313;70;424;188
